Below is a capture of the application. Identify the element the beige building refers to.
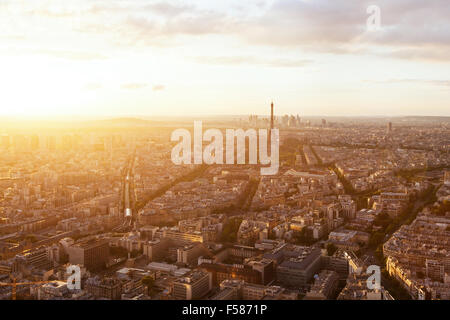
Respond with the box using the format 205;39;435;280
172;271;211;300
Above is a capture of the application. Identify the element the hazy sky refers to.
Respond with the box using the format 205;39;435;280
1;0;450;117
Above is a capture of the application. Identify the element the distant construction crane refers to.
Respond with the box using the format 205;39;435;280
0;277;59;300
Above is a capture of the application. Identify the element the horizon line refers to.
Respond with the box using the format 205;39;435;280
1;114;450;121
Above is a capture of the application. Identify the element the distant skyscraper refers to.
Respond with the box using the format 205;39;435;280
248;115;258;127
288;115;296;127
387;122;392;134
270;101;274;130
282;115;289;127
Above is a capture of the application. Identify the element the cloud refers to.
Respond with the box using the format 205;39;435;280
121;83;148;90
143;2;195;18
364;79;450;87
122;8;236;38
120;83;165;91
237;0;450;60
192;56;312;68
112;0;450;61
3;0;450;62
71;1;238;48
381;48;450;62
35;49;107;60
152;84;165;91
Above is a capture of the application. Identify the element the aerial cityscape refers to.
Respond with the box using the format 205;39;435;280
0;113;449;301
0;0;449;306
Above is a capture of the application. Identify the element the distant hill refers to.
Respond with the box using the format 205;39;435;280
0;117;161;129
399;116;450;121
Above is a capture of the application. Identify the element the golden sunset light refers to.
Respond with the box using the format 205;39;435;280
0;0;449;311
